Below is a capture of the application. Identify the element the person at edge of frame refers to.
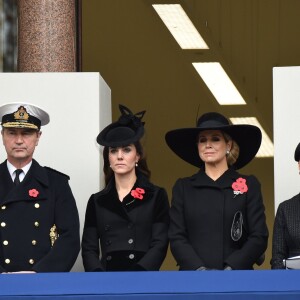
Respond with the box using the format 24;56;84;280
271;142;300;269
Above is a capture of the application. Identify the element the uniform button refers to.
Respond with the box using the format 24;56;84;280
32;240;37;245
3;240;8;246
29;259;34;265
34;222;39;227
5;259;10;264
34;203;40;208
106;255;112;261
129;254;135;260
1;206;6;210
1;222;6;227
128;238;134;244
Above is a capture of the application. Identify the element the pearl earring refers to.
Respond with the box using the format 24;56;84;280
135;162;138;167
226;149;230;155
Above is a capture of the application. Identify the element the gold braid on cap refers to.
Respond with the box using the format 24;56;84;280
1;106;40;130
3;122;38;130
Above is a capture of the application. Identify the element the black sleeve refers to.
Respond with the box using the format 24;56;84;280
271;203;287;269
82;195;104;272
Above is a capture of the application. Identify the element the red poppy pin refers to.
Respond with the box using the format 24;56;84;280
131;187;145;200
232;178;248;197
29;189;39;198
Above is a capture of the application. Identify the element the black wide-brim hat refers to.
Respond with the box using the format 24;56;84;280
165;112;262;170
97;104;146;147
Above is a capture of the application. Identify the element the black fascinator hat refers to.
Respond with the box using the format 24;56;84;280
97;104;146;147
165;112;262;170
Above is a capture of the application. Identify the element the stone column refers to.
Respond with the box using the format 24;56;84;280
18;0;78;72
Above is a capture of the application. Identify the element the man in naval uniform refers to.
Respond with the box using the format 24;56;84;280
0;102;80;273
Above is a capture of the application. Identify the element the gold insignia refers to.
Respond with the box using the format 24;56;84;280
49;224;59;247
13;106;29;121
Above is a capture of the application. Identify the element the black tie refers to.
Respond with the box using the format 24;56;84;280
14;169;23;186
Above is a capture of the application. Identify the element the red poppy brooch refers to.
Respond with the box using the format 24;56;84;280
232;178;248;197
131;188;145;200
29;189;39;198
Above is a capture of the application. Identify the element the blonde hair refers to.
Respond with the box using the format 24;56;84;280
223;132;240;167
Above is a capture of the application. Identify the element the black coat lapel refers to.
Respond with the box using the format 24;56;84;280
98;183;131;221
0;159;49;205
190;168;240;189
216;168;240;189
98;173;155;221
0;161;14;203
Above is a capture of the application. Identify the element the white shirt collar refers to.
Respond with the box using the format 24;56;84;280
7;160;33;182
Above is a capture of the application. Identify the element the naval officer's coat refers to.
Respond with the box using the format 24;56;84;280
0;159;80;272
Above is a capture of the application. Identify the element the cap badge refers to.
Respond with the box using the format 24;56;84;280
14;106;29;122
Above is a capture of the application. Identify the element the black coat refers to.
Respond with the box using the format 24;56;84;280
0;159;80;272
169;168;268;270
271;194;300;269
82;173;169;271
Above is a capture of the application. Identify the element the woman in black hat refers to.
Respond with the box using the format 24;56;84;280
82;105;169;271
271;143;300;269
165;112;268;270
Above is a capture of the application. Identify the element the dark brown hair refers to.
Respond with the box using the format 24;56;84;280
103;140;151;185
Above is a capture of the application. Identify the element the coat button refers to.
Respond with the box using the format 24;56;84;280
34;222;39;227
5;259;10;264
128;238;134;244
1;206;6;210
3;240;8;246
1;222;6;227
32;240;37;245
29;259;34;265
34;203;40;208
104;225;111;231
106;255;112;261
106;240;112;246
128;222;133;229
129;254;135;260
